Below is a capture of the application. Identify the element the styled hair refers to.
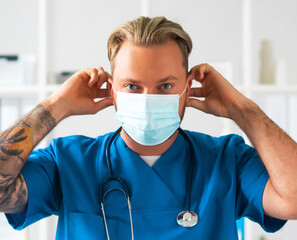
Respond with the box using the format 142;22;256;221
107;16;192;73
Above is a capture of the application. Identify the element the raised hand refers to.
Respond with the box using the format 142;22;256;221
50;67;113;119
187;63;247;119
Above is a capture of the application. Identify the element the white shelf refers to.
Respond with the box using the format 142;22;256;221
0;84;61;97
235;84;297;94
0;85;40;97
248;85;297;94
45;84;61;93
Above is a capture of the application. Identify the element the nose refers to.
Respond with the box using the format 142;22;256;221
143;88;155;94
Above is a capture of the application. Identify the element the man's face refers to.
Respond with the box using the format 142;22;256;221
108;40;191;120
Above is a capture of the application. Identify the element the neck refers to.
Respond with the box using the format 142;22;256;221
120;129;179;156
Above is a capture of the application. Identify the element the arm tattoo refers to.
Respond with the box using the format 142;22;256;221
0;173;15;186
0;103;56;212
0;126;27;156
29;104;56;132
0;174;28;213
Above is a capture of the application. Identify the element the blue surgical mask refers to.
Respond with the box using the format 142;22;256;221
113;84;187;146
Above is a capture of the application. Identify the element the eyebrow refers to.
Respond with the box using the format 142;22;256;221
120;75;179;84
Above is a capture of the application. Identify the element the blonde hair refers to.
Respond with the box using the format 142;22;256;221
107;16;192;73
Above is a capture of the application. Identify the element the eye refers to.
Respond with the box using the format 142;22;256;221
126;84;137;90
161;83;172;90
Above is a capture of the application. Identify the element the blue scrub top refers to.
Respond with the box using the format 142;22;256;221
6;130;286;239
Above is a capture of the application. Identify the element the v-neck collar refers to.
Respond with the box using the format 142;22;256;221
109;132;191;209
116;132;185;169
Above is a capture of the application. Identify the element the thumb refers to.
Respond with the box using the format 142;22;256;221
92;97;113;114
187;98;207;113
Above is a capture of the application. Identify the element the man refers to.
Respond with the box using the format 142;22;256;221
0;16;296;239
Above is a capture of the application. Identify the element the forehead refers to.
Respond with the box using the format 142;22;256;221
112;41;185;81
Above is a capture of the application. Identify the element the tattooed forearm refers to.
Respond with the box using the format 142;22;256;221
0;104;56;161
0;173;15;187
0;173;28;213
0;152;8;161
25;104;56;132
0;103;56;212
0;122;32;188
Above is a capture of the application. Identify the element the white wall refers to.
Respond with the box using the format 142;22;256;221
46;0;141;83
252;0;297;85
0;0;38;56
1;0;297;240
151;0;243;85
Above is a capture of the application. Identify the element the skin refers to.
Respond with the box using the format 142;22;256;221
108;41;191;155
0;40;296;222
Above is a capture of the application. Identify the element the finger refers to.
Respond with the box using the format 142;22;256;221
188;63;211;82
92;97;113;114
189;87;205;98
103;72;113;89
97;71;112;88
95;89;111;98
88;68;99;87
187;71;202;83
97;67;109;88
186;98;207;112
105;71;112;80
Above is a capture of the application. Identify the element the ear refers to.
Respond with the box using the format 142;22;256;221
186;76;193;104
107;78;116;105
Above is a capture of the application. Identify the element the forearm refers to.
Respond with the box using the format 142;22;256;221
0;96;65;188
231;98;297;200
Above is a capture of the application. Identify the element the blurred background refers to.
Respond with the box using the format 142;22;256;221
0;0;297;239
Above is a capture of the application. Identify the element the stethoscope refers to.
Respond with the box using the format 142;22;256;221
99;127;198;240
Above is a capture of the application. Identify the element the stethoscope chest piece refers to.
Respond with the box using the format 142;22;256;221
177;211;198;227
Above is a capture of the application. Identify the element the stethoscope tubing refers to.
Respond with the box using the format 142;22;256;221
177;128;196;214
105;127;122;177
102;127;195;211
99;127;197;238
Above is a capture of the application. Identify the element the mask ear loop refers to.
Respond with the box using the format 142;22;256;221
179;84;188;97
112;84;118;94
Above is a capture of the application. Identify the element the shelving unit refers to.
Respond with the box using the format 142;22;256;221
0;85;40;96
1;0;296;240
0;84;61;96
236;85;297;94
